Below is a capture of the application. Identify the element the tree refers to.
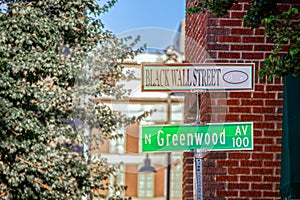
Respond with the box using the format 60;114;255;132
0;0;150;199
187;0;300;79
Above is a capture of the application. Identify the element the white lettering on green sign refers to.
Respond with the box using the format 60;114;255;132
153;129;226;147
141;122;253;152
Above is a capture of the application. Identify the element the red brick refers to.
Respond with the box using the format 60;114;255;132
264;146;281;152
218;36;241;43
216;175;238;182
255;28;265;35
251;183;273;190
220;19;242;26
207;35;218;43
212;113;240;121
240;191;262;197
252;168;274;175
242;52;264;59
254;122;275;129
207;44;229;50
265;99;283;106
263;191;280;197
230;11;247;19
228;168;250;175
209;59;230;63
203;190;216;197
253;145;263;151
229;107;251;113
208;19;218;26
208;51;217;58
230;44;253;51
231;4;243;10
240;175;262;182
241;99;263;106
255;84;264;91
227;99;242;107
203;160;216;168
264;114;282;121
204;183;226;190
252;199;275;200
276;138;282;144
242;36;265;43
204;167;227;175
240;160;262;167
219;52;241;59
263;176;280;182
216;160;239;167
241;114;263;121
207;27;230;35
255;138;274;145
266;85;283;91
229;92;252;98
253;107;275;113
277;4;292;11
229;153;250;159
228;183;250;190
254;45;273;51
252;92;276;99
203;175;216;182
276;168;281;175
243;4;251;11
231;27;253;34
276;122;282;129
209;106;227;113
228;199;254;200
264;161;281;167
264;130;281;137
217;191;238;197
224;114;240;121
254;130;263;137
208;152;227;159
252;153;273;160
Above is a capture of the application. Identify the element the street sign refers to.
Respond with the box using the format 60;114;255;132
140;122;253;152
142;63;254;92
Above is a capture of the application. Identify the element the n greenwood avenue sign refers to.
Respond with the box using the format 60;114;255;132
140;122;253;152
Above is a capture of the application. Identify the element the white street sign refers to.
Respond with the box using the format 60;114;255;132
142;63;254;92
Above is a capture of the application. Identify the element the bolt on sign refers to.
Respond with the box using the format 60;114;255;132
140;122;253;152
142;63;254;92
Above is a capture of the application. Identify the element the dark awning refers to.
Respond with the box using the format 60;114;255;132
280;76;300;199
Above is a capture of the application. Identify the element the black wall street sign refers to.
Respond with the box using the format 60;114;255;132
141;63;255;92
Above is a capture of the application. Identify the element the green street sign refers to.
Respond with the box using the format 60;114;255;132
140;122;253;152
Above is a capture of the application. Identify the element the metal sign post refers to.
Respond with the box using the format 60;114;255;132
193;92;204;200
194;149;206;200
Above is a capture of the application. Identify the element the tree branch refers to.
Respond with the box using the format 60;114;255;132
16;156;42;170
34;178;52;191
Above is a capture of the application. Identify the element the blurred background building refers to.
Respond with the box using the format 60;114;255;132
96;21;186;200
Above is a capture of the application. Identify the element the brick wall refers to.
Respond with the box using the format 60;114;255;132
182;1;296;199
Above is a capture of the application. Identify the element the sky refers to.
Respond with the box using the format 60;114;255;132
100;0;186;50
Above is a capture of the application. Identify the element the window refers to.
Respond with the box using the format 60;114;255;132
108;165;125;198
138;172;154;197
171;162;183;199
109;127;125;154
